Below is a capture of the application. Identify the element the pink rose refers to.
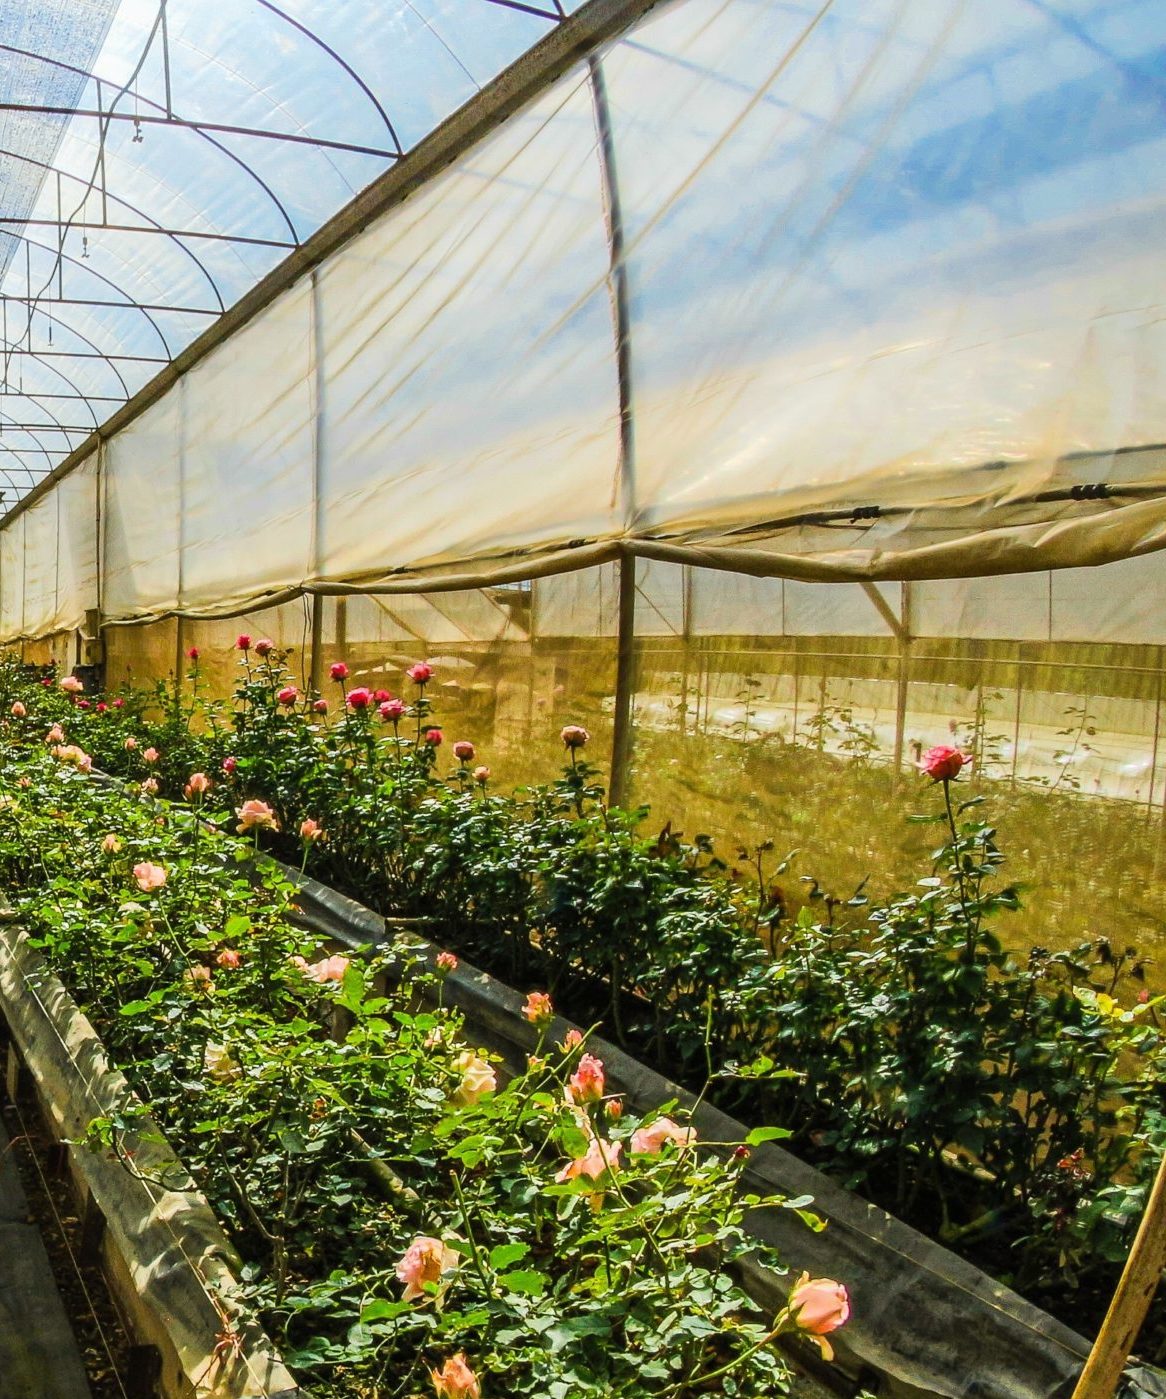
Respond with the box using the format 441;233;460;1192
112;698;125;709
379;699;406;723
788;1274;851;1359
561;1028;584;1052
568;1054;605;1103
435;951;458;974
276;685;298;706
299;818;324;843
185;646;200;661
101;834;121;854
253;638;274;657
312;698;329;714
123;736;137;751
140;777;159;796
522;991;553;1026
561;725;589;749
96;702;107;714
184;772;211;799
300;954;350;984
395;1235;460;1303
59;675;83;694
472;765;490;785
222;756;237;775
919;745;971;782
606;1098;623;1120
630;1116;696;1156
329;661;349;681
346;687;373;710
236;799;278;833
235;634;252;651
430;1353;480;1399
425;728;443;746
46;724;65;744
9;701;25;718
143;747;160;764
452;740;475;762
77;699;91;711
216;948;242;970
556;1137;622;1183
374;689;392;704
407;662;432;685
133;861;167;892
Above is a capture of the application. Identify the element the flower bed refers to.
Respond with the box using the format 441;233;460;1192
0;711;849;1399
6;647;1166;1349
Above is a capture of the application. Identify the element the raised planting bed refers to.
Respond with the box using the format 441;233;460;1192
286;864;1099;1399
0;741;860;1399
0;909;303;1399
30;646;1166;1361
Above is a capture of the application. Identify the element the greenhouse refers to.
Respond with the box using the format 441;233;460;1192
0;1;1162;1396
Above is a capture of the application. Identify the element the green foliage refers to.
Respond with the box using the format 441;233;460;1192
0;679;819;1397
6;651;1166;1339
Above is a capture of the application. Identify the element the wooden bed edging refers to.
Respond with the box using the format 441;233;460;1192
0;912;305;1399
283;862;1095;1399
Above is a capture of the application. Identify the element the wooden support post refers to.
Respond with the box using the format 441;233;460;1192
1071;1146;1166;1399
608;552;637;810
124;1344;162;1399
5;1042;27;1102
77;1190;107;1266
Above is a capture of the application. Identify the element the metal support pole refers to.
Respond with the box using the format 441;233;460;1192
1012;649;1024;787
308;593;324;697
679;565;693;737
1147;645;1163;818
891;582;912;790
174;615;185;687
335;597;348;658
609;552;636;809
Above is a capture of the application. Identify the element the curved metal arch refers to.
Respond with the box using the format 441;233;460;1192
0;386;95;445
0;448;45;501
9;232;177;359
0;352;107;432
4;312;132;399
0;418;62;475
255;0;403;155
0;142;228;314
0;42;302;245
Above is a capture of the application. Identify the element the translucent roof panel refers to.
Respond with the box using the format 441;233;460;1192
0;0;569;502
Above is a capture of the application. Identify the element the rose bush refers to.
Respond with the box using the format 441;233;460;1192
3;652;1164;1337
0;699;842;1398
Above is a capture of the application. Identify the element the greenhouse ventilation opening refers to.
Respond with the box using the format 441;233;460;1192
0;0;1164;1394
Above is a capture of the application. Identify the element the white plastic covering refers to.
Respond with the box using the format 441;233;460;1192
2;0;1166;641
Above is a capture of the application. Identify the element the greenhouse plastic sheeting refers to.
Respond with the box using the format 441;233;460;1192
1;0;1166;635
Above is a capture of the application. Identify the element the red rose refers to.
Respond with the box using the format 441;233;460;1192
920;745;971;782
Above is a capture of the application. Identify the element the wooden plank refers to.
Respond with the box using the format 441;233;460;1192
0;1119;93;1399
